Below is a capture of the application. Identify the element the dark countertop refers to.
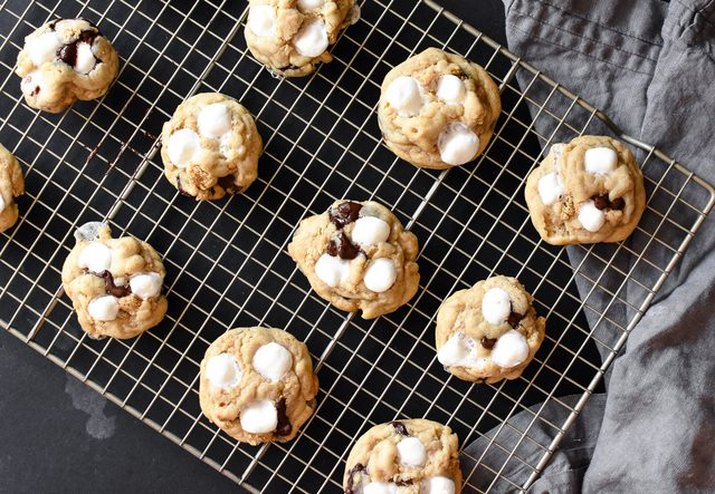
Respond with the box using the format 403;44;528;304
0;1;506;493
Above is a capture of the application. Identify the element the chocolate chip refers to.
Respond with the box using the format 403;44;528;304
392;421;409;436
31;86;40;96
480;336;497;350
99;270;131;298
275;398;292;436
396;480;413;486
329;201;362;228
592;194;610;210
507;311;524;328
610;197;625;210
176;176;192;197
216;175;239;195
48;20;58;31
345;463;366;494
57;29;98;67
326;231;361;260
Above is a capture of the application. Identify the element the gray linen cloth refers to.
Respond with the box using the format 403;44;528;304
463;1;715;492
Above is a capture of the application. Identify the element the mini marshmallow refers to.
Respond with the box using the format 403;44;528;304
351;216;390;247
578;200;606;232
363;482;398;494
0;195;6;213
423;476;456;494
490;329;529;368
74;221;106;242
129;272;163;300
293;19;329;58
315;253;350;287
21;70;46;97
537;172;564;206
397;436;427;467
73;42;96;74
167;128;201;169
385;76;424;117
206;353;243;389
436;74;466;105
247;5;276;37
481;287;511;325
297;0;325;11
240;399;278;434
198;103;232;139
584;147;618;175
26;32;63;67
87;295;119;322
437;332;476;367
78;241;112;273
219;133;233;157
438;122;479;166
363;258;397;293
252;342;293;383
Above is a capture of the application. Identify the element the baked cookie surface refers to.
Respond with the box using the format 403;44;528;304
344;419;462;494
0;144;25;233
435;276;545;383
199;327;319;445
245;0;360;77
161;92;262;201
15;18;119;113
524;135;646;245
288;200;420;319
61;222;168;339
377;47;501;170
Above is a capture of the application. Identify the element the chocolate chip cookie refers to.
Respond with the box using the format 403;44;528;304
0;144;24;234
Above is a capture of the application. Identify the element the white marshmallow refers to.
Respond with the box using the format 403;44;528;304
219;133;233;157
252;342;293;383
74;222;106;242
0;195;6;213
385;76;424;117
198;103;232;139
247;5;276;37
87;295;119;322
351;216;390;247
397;436;427;467
293;19;329;58
206;353;243;389
73;42;96;74
363;258;397;293
584;147;618;175
78;241;112;273
491;329;529;368
21;70;46;98
315;253;350;287
423;476;456;494
481;287;511;325
167;128;201;169
437;332;476;367
240;399;278;434
436;74;466;105
363;482;398;494
438;122;479;166
537;172;564;206
129;272;163;300
26;32;63;66
578;200;606;232
297;0;325;11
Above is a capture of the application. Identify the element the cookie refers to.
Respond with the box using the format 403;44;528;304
244;0;360;77
287;200;420;319
344;419;462;494
377;48;501;170
61;222;168;340
524;135;646;244
161;92;262;201
199;327;319;445
0;144;25;234
435;276;545;383
15;18;119;113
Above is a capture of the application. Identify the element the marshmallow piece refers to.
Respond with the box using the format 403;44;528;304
252;342;293;383
363;482;398;494
537;172;564;206
297;0;325;11
198;103;232;139
363;258;397;293
385;76;424;117
397;436;427;467
26;32;63;66
247;5;276;37
437;332;476;367
351;216;390;247
73;42;96;74
578;200;606;232
219;133;233;157
129;272;163;300
438;122;479;166
293;19;329;58
206;353;243;389
491;329;529;368
167;128;201;169
21;69;46;98
88;295;119;322
240;399;278;434
481;287;511;325
0;195;6;213
584;147;618;175
78;241;112;273
315;253;350;287
436;74;466;105
423;476;456;494
74;221;106;242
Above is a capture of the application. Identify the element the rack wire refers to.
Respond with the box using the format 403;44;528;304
0;0;712;492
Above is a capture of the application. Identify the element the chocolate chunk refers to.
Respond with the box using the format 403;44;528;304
610;197;625;210
217;175;239;195
329;201;362;228
592;194;610;210
392;421;409;436
99;270;131;298
327;231;361;260
396;480;413;486
31;85;40;96
275;398;292;436
48;20;58;31
345;463;366;494
480;336;497;350
57;29;98;67
507;311;523;329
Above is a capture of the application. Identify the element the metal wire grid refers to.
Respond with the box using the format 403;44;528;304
0;0;712;491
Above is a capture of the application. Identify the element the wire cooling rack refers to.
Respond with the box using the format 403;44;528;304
0;0;713;492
